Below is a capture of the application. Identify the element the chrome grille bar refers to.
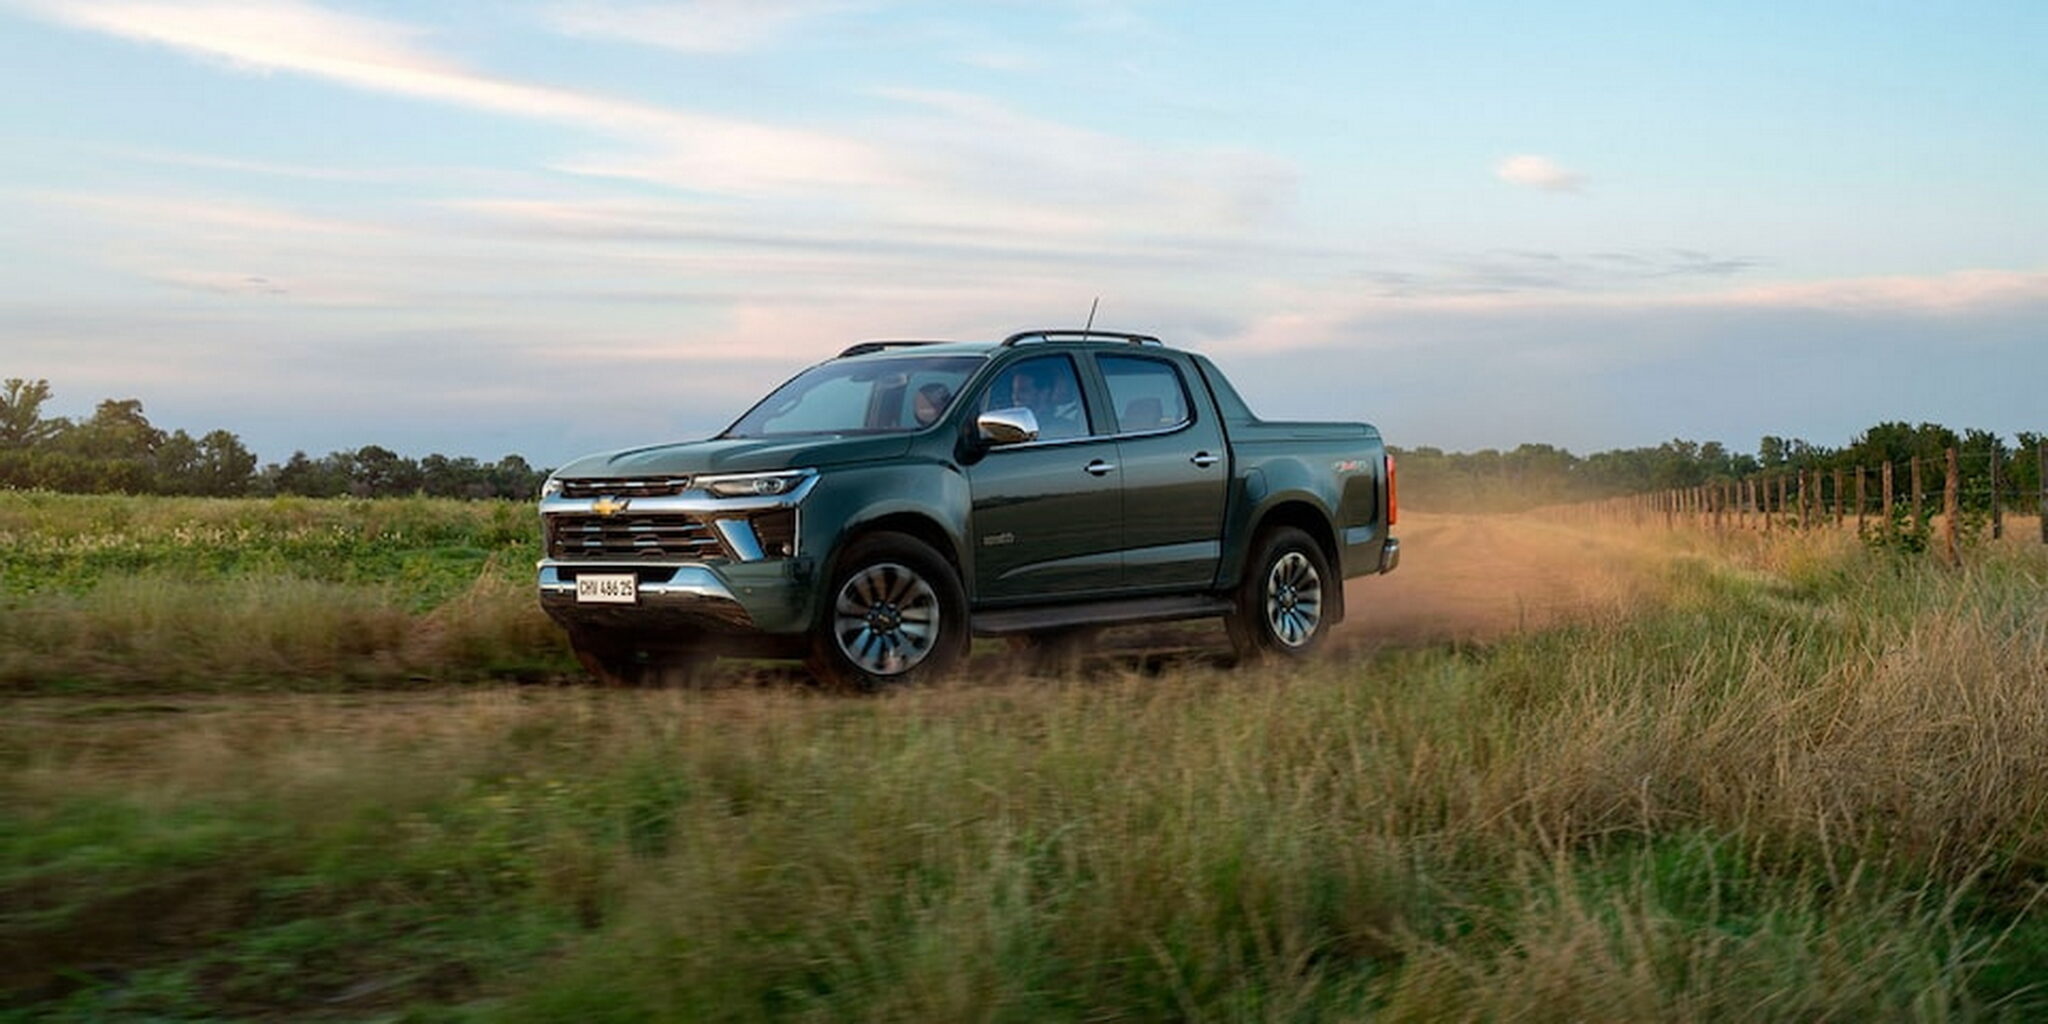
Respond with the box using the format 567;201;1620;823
558;477;693;498
547;514;724;560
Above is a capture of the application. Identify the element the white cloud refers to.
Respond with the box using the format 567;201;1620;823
31;189;389;237
1495;153;1585;193
21;0;1295;241
19;0;905;195
544;0;868;54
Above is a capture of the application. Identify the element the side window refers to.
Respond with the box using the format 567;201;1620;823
982;355;1092;441
1099;355;1191;433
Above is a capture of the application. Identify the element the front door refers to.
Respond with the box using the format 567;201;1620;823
964;354;1123;603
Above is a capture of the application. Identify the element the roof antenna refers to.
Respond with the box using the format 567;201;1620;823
1081;296;1099;343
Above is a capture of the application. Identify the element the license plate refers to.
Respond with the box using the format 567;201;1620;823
575;573;638;604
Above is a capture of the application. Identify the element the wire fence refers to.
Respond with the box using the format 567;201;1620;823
1553;444;2048;562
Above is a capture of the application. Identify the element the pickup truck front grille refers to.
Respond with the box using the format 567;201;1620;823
559;477;692;499
547;514;724;561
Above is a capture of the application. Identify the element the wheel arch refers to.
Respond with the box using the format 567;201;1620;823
1245;500;1345;624
832;511;965;581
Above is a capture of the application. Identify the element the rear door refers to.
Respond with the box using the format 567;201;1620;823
1097;353;1229;591
963;353;1124;603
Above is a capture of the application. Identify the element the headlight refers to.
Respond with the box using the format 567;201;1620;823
539;476;563;500
701;470;812;498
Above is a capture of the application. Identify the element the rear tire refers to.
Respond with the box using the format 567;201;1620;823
807;532;969;691
1225;526;1333;662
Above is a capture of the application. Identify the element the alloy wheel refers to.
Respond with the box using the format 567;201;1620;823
1264;550;1323;647
832;562;941;675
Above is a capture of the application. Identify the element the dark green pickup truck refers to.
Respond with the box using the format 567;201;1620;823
537;329;1399;688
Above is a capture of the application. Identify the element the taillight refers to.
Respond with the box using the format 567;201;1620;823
1385;453;1398;526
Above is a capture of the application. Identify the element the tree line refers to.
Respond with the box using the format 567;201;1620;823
1393;422;2045;513
7;376;2038;510
0;378;550;499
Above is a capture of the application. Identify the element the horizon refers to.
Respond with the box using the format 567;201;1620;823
3;0;2043;466
17;370;2037;472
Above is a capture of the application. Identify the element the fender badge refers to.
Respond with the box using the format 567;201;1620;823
593;496;631;517
981;532;1015;547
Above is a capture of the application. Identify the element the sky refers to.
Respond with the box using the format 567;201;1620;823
1;0;2043;468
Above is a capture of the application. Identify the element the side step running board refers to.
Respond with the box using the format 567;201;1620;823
972;594;1234;636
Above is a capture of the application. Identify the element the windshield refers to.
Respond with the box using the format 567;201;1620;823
723;355;984;438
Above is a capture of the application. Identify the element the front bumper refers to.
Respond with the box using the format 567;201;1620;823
537;473;821;637
537;558;815;635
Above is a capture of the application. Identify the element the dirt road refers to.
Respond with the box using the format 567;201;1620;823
1097;511;1665;657
1333;512;1657;646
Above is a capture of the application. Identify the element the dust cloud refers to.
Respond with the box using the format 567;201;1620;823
1335;512;1660;647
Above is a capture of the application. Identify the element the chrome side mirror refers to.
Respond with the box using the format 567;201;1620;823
976;407;1040;446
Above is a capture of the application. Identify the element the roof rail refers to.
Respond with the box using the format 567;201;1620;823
1000;329;1162;348
837;339;943;358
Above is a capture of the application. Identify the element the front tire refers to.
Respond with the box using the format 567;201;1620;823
1225;526;1333;661
807;532;969;691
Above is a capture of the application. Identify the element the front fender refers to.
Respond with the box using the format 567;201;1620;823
800;460;974;597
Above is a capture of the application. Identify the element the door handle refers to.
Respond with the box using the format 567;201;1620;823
1085;459;1117;476
1190;452;1220;468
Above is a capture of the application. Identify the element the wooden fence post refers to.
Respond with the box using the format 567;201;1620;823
1911;457;1923;532
1944;447;1961;566
1882;461;1895;537
1833;467;1845;528
1855;466;1867;534
1990;445;2003;540
2039;444;2046;545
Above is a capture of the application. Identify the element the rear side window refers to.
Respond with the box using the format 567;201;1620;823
1099;355;1191;433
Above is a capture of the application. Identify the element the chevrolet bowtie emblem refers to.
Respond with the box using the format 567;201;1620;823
592;496;630;517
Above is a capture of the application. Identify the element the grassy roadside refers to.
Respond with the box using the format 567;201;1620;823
0;492;568;691
3;519;2045;1019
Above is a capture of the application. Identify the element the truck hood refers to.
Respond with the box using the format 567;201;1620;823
552;434;912;479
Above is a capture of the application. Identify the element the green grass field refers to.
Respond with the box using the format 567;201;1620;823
3;492;2047;1020
0;492;566;691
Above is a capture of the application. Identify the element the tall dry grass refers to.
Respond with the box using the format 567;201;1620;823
4;505;2047;1018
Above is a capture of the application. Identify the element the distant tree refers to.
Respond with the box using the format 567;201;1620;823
196;430;257;496
2014;432;2044;500
1844;421;1956;468
346;445;422;497
419;453;479;498
487;454;545;499
154;429;204;494
0;378;66;449
59;399;166;461
268;450;349;497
